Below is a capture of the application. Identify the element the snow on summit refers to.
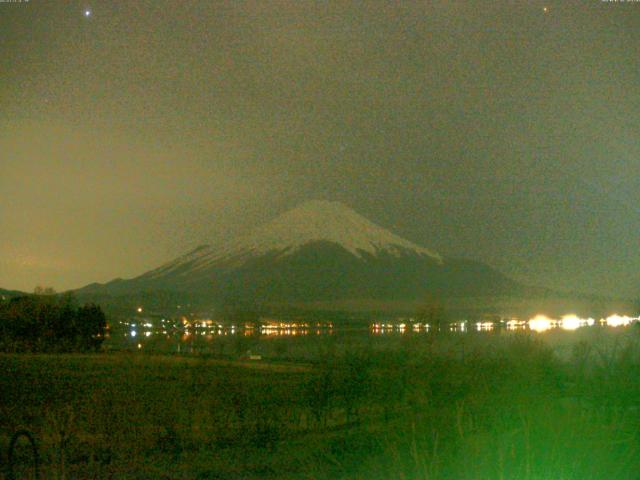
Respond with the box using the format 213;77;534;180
147;201;442;278
239;200;441;260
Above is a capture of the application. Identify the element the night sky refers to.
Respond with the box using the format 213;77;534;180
1;1;639;296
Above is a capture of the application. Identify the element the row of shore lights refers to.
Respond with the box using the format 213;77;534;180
488;314;637;332
135;307;636;335
373;314;638;333
522;314;637;333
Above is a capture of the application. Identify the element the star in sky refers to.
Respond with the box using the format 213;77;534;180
84;9;92;18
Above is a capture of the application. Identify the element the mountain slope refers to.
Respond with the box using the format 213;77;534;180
77;201;522;306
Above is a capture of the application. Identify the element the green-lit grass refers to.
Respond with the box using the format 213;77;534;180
2;330;640;479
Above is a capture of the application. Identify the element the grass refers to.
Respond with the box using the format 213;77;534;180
2;328;640;479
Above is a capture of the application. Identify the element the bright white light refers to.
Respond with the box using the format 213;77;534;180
604;314;633;327
559;314;581;331
559;315;596;330
136;307;143;313
529;314;554;333
84;9;91;17
130;330;137;337
476;322;494;331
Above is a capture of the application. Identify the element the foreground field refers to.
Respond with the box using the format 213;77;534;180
2;329;640;479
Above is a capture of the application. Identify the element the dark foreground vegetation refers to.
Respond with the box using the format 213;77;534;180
0;293;106;352
2;329;640;479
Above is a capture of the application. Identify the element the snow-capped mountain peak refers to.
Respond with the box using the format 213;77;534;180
145;200;442;279
237;200;440;260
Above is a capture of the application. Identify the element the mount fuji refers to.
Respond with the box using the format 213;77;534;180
78;201;521;307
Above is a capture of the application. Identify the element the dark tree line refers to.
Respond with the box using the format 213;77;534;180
0;292;107;352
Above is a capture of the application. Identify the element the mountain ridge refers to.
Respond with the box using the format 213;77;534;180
0;288;27;298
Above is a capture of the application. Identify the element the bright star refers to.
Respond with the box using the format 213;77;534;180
84;9;91;17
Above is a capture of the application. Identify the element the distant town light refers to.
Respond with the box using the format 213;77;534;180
559;314;582;331
137;307;143;313
528;314;553;333
476;321;494;331
558;315;594;331
604;314;633;327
